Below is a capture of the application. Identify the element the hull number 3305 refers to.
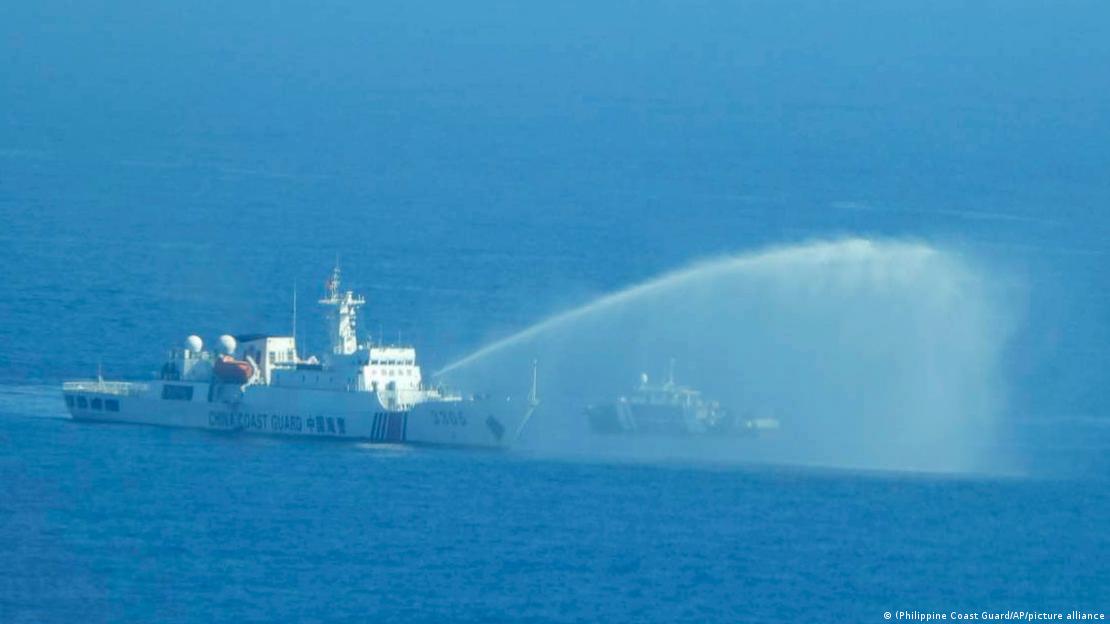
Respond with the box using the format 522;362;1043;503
432;410;467;426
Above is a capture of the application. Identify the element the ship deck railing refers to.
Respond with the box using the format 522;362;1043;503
62;380;150;396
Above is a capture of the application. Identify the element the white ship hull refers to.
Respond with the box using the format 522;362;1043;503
63;380;532;448
62;267;540;449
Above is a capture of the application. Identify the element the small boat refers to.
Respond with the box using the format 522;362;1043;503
586;363;779;436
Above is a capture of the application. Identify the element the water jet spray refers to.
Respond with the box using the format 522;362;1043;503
440;239;1017;473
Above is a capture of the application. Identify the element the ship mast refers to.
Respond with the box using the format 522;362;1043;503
318;265;365;356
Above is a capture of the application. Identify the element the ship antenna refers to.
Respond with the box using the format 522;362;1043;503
292;280;298;357
530;358;538;404
512;359;541;444
668;357;676;387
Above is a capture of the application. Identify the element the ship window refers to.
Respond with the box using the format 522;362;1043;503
161;384;194;401
105;399;120;412
91;398;103;410
65;395;74;407
76;396;87;408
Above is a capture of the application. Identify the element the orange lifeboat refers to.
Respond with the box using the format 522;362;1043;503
213;355;254;384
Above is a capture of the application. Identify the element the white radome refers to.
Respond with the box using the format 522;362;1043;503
218;334;237;354
186;335;203;353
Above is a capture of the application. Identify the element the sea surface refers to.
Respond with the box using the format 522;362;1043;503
2;1;1108;622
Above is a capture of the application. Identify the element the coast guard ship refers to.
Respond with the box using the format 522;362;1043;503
62;267;538;448
586;362;778;436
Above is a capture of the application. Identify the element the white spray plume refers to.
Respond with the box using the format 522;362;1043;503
439;238;1018;474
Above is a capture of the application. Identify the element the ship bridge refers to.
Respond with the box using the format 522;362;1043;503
362;346;422;392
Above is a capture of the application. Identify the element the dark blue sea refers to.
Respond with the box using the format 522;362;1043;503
2;1;1107;621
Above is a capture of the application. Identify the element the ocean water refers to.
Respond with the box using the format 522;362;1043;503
2;1;1108;621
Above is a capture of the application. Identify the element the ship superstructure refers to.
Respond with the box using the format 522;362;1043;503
63;267;538;448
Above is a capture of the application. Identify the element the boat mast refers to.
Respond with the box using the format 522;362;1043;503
529;358;538;404
513;359;541;443
318;264;365;356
